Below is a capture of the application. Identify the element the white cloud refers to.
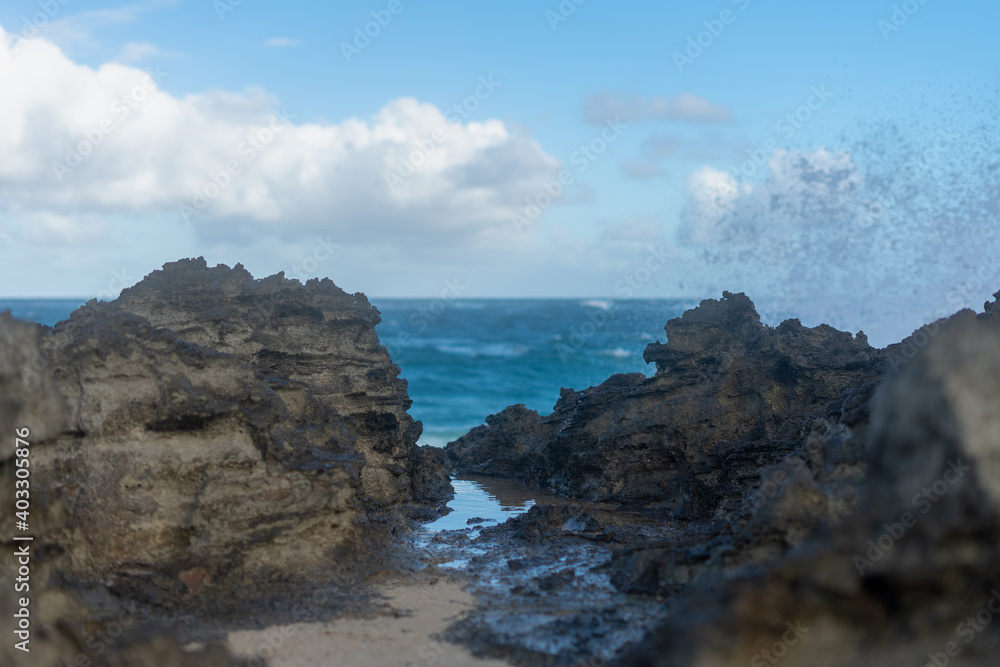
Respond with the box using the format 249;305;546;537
0;25;563;248
583;90;732;125
262;38;299;48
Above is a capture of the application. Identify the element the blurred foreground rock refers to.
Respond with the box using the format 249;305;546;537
621;305;1000;666
447;291;1000;667
0;259;455;665
1;312;245;666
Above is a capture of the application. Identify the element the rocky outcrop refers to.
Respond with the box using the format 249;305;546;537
444;292;1000;666
89;257;448;508
448;292;884;522
620;309;1000;666
0;257;458;664
32;308;368;607
1;313;245;666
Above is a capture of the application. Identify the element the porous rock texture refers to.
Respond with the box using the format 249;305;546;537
443;291;1000;666
95;257;445;508
0;258;455;664
0;313;244;666
620;304;1000;666
34;308;368;607
448;291;885;522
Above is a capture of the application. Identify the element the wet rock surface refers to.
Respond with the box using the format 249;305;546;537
447;292;884;521
5;269;1000;667
435;291;1000;666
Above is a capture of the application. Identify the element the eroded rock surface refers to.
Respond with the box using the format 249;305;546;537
443;291;1000;667
620;310;1000;666
448;292;884;522
34;308;367;607
91;257;448;508
1;312;245;667
1;258;459;665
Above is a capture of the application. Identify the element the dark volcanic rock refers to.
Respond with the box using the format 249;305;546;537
443;292;1000;666
619;311;1000;666
448;292;884;521
92;257;449;508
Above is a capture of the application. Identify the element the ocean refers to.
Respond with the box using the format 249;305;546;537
0;298;694;445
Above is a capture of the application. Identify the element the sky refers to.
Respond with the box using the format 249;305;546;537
0;0;998;345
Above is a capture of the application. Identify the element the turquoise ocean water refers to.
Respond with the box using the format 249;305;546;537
0;298;693;445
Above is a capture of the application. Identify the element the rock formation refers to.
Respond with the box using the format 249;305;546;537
448;291;884;522
94;257;447;508
620;306;1000;666
444;291;1000;667
0;258;455;664
1;313;245;666
33;307;369;607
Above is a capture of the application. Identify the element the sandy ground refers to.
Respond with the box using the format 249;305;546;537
226;577;512;667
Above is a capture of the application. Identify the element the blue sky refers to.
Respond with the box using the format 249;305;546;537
0;0;998;344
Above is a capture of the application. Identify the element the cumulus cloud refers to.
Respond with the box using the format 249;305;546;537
0;25;563;248
583;90;732;125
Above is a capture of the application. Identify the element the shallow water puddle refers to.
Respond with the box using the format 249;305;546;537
419;476;565;569
424;476;541;532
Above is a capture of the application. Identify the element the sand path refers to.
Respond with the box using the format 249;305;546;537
226;577;511;667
